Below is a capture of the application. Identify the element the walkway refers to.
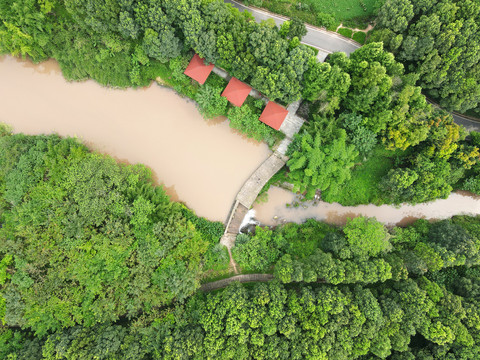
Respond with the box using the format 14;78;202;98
213;65;266;101
224;0;480;132
220;102;305;272
200;274;274;292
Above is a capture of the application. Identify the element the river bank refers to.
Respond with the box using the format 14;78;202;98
0;55;271;222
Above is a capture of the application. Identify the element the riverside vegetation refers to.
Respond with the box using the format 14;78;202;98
283;42;480;205
1;130;479;359
2;0;480;357
1;0;479;205
372;0;480;115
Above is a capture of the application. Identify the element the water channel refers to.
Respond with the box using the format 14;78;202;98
1;55;479;226
253;187;480;227
0;56;271;221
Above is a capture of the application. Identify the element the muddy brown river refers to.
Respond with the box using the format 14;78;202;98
0;56;270;221
253;187;480;227
1;55;479;226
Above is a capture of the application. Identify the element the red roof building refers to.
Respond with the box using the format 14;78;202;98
221;77;252;107
259;101;289;130
184;54;214;85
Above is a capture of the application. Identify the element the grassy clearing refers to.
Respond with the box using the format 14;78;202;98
322;146;399;206
243;0;380;30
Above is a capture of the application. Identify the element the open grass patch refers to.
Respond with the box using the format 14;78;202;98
322;146;399;205
245;0;379;29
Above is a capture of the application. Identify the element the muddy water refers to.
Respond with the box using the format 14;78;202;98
0;56;271;221
253;186;480;227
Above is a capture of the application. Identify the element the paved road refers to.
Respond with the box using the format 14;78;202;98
451;113;480;132
225;0;480;132
225;0;356;61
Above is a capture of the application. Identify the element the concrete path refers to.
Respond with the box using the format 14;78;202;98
451;113;480;132
220;101;304;272
200;273;274;291
236;152;288;208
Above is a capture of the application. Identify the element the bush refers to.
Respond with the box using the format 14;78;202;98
470;131;480;147
227;103;282;146
315;12;337;30
195;84;229;119
462;177;480;194
232;228;286;271
352;31;366;44
337;27;353;38
203;244;230;271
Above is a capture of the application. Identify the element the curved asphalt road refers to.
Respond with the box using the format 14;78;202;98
225;0;480;131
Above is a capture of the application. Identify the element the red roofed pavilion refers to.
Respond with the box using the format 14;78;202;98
184;54;214;85
259;101;289;130
221;77;252;107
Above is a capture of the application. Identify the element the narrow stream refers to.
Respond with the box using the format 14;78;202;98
253;186;480;227
0;56;271;222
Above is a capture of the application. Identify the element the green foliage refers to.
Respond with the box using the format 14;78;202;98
352;31;367;44
133;272;480;359
341;112;377;155
195;84;228;119
337;27;353;38
0;132;222;335
227;102;281;146
286;129;358;199
378;114;477;205
279;17;307;40
3;208;480;358
375;0;480;113
343;216;392;257
232;227;285;271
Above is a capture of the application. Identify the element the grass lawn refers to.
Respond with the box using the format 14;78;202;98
303;0;377;24
245;0;381;29
322;146;399;206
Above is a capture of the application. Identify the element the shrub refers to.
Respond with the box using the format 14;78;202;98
316;12;337;30
337;28;353;38
462;177;480;194
352;31;366;44
195;84;229;119
227;103;282;146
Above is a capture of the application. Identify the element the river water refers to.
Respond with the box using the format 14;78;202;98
0;56;271;222
1;55;479;226
253;186;480;227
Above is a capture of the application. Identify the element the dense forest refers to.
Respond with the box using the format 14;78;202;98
2;1;480;357
372;0;480;114
0;0;313;103
280;41;480;204
1;129;479;358
0;126;227;336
